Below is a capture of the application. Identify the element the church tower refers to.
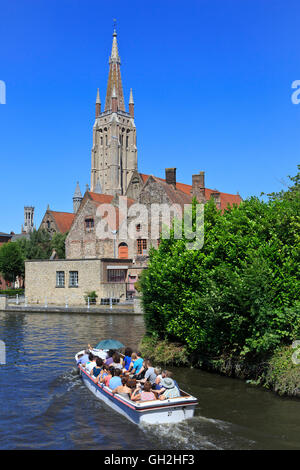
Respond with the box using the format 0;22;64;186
91;29;137;196
23;206;34;234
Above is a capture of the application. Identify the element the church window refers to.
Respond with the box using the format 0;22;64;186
126;136;129;147
136;224;141;232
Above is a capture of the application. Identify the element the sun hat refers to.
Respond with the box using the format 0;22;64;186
160;377;175;389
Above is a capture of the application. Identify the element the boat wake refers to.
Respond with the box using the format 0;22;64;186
140;414;256;450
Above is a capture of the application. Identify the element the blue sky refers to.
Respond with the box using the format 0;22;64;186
0;0;299;233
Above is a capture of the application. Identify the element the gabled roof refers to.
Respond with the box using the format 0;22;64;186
0;232;12;238
87;192;136;231
88;192;114;204
48;211;75;233
139;173;242;211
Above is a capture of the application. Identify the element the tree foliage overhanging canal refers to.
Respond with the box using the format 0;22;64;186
139;166;300;396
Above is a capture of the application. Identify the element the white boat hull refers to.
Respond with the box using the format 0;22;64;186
76;352;197;425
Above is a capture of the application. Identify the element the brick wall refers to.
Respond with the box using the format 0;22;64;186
25;259;102;306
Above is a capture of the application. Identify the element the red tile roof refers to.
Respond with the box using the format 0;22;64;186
88;193;114;204
139;173;242;211
49;211;75;233
87;192;136;230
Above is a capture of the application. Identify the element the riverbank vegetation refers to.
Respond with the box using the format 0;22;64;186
139;167;300;396
0;229;67;284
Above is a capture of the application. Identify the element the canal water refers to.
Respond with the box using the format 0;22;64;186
0;312;300;450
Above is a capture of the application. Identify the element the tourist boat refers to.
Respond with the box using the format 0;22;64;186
75;350;198;425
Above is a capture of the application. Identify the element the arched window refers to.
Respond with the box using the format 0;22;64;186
118;242;128;259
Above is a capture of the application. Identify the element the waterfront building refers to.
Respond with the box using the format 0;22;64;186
25;29;242;306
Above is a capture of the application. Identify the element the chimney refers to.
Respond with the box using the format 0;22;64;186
210;191;221;209
165;168;176;188
192;171;205;202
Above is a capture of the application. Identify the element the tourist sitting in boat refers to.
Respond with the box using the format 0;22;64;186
131;381;157;402
92;357;103;378
96;364;111;385
127;378;137;397
84;353;97;373
128;352;144;378
154;370;180;393
137;359;157;386
122;347;133;371
109;368;122;390
110;352;123;370
76;350;90;365
102;366;114;386
158;377;181;400
105;350;115;366
164;370;180;392
87;343;107;361
153;367;163;390
94;363;108;384
111;376;132;399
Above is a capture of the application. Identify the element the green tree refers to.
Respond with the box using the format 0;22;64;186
141;167;300;360
50;232;67;259
0;242;24;284
16;229;56;261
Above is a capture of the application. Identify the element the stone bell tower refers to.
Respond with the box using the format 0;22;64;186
22;206;34;234
91;28;137;196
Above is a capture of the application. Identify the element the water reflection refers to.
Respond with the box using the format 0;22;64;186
1;312;300;449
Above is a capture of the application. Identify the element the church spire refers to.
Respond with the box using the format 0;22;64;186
104;28;125;112
111;28;120;61
73;181;82;213
129;88;134;117
95;88;101;117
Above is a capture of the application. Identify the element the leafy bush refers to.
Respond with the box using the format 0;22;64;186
139;336;189;366
84;291;98;304
0;242;24;283
141;167;300;360
0;288;24;297
264;346;300;396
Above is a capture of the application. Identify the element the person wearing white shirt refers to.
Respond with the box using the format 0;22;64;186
85;353;97;374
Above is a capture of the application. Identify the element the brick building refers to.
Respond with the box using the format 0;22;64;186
25;29;242;306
